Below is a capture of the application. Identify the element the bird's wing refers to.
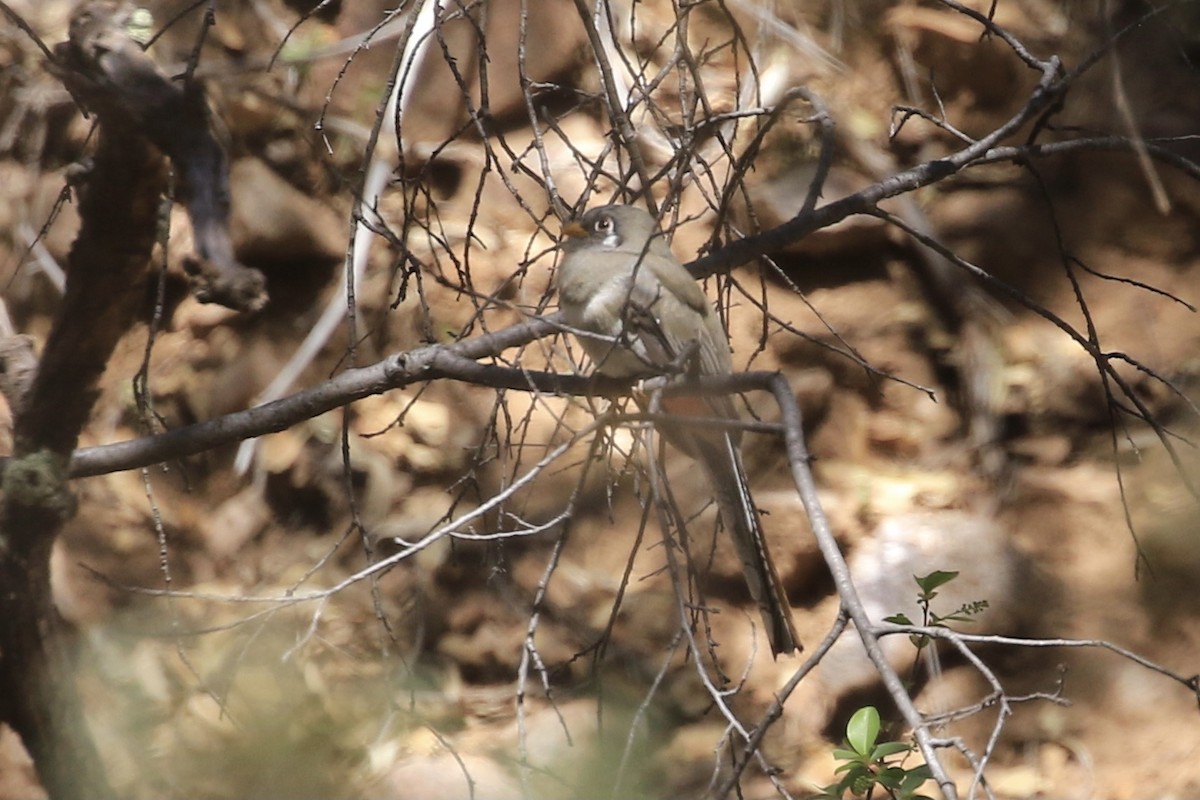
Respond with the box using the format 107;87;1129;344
625;263;731;375
623;264;740;421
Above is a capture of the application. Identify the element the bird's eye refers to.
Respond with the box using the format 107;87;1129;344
594;216;613;233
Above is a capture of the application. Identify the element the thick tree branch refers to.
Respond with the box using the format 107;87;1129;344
61;316;812;479
0;4;173;797
67;315;559;476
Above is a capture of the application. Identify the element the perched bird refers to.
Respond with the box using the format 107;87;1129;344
556;204;800;656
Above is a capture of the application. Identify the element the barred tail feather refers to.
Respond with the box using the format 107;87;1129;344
695;434;801;657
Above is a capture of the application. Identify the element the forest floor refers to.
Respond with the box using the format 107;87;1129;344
1;0;1200;798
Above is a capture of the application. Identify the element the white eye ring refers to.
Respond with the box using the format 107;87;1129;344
595;216;613;233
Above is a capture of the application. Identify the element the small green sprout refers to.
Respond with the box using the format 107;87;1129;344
817;706;933;800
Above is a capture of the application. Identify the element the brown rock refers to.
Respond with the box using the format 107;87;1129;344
229;157;343;267
816;510;1027;700
367;753;521;800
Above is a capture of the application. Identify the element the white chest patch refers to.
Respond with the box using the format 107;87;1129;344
583;275;638;334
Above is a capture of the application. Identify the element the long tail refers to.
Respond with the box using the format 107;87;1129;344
694;433;801;657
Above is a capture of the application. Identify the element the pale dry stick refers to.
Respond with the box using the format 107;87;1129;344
235;0;440;474
611;633;684;799
634;402;759;723
438;512;570;542
571;0;659;211
0;298;14;338
886;623;1200;799
281;595;330;662
1102;0;1170;214
881;625;1200;701
725;0;842;74
515;523;571;799
708;612;851;799
949;647;1011;800
601;0;678;164
95;513;572;611
110;407;610;614
91;514;576;668
16;222;66;293
656;0;766;215
514;0;567;219
635;393;804;792
913;629;1011;800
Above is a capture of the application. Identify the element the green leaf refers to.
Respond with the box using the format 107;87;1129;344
899;765;933;796
834;773;860;794
831;770;864;797
815;782;843;799
883;613;913;626
832;748;862;762
870;741;912;760
850;772;875;795
915;570;959;594
876;766;906;788
846;706;881;756
901;765;932;784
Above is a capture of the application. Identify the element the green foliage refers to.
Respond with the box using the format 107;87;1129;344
817;707;933;800
820;572;992;797
883;570;989;648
